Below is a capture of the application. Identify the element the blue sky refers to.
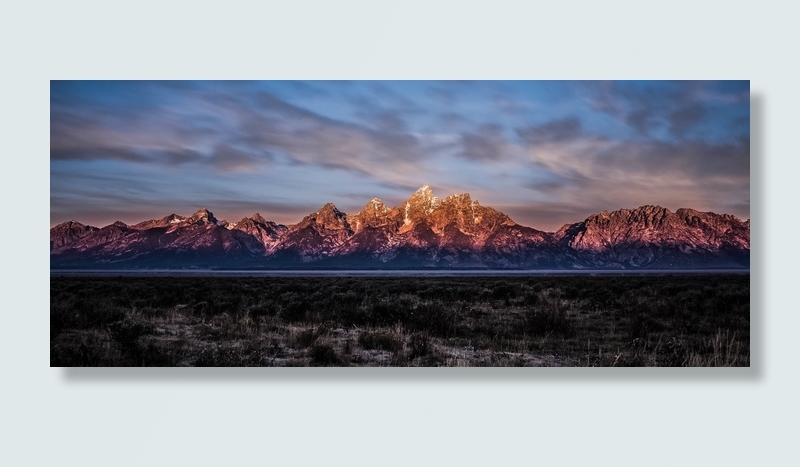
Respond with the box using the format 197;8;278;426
50;80;750;231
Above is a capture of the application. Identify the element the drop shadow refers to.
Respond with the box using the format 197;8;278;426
749;92;763;378
61;364;757;385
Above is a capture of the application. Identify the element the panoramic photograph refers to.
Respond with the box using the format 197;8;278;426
50;80;750;367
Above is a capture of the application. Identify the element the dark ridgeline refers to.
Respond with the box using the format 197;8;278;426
50;186;750;270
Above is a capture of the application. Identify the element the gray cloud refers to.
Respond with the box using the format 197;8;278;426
50;147;150;163
51;81;749;231
50;143;268;173
522;170;591;194
592;137;751;180
512;117;750;229
493;97;523;114
439;112;466;129
583;81;663;136
668;102;707;138
367;83;423;112
427;86;456;105
225;92;428;182
517;117;582;144
582;81;727;140
518;114;749;182
458;124;510;161
208;145;270;172
51;86;429;184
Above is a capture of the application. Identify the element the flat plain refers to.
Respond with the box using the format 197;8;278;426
50;274;750;367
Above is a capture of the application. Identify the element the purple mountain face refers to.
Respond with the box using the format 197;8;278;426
50;186;750;269
50;221;99;250
554;205;750;268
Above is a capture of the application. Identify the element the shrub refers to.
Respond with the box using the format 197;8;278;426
369;298;415;326
408;332;430;359
292;325;329;348
309;343;342;366
281;300;310;322
522;308;572;337
358;329;404;351
108;318;152;349
249;303;278;319
411;302;455;337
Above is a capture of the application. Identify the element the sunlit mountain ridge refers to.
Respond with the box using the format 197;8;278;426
51;186;750;269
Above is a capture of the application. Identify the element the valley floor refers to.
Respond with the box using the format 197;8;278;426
50;274;750;367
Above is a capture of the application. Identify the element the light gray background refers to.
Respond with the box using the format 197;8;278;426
4;0;796;465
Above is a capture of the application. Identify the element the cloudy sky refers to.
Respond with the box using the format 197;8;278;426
50;80;749;231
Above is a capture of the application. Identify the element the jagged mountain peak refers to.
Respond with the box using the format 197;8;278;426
129;213;187;230
50;192;750;270
676;207;702;216
189;207;218;225
415;184;433;194
402;185;441;226
233;213;286;235
558;205;751;264
316;202;344;216
298;203;350;232
675;207;743;223
360;198;390;215
50;220;99;250
250;213;268;224
442;192;473;205
53;220;89;230
637;205;671;217
594;205;669;217
408;185;438;203
348;198;395;234
586;205;674;230
164;213;185;223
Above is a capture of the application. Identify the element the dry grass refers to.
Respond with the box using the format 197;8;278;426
50;274;750;367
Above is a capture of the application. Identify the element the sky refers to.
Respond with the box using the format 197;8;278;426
50;80;750;231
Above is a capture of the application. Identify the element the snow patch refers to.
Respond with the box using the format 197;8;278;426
424;197;440;215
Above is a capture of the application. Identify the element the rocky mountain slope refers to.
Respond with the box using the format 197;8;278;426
554;205;750;268
50;186;750;269
50;221;98;250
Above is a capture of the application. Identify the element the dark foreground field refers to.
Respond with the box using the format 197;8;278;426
51;274;750;367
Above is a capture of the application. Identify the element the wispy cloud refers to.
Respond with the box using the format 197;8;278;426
51;81;749;230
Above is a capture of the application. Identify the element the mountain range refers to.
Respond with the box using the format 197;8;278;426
50;185;750;269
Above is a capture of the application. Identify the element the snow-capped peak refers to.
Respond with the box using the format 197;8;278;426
415;184;433;196
414;185;440;214
362;198;389;215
